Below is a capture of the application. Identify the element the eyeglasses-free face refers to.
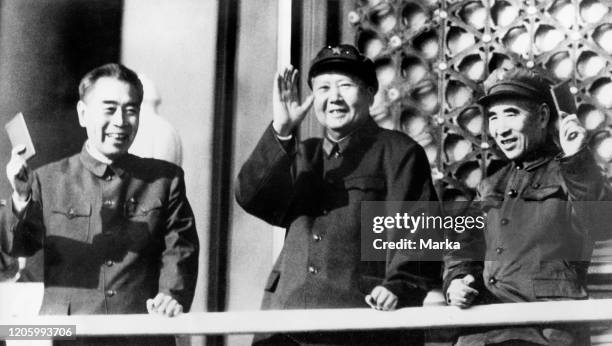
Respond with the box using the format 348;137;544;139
77;77;141;161
486;98;549;161
311;71;374;141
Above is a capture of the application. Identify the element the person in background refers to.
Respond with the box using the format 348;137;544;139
236;44;440;345
444;67;612;346
3;63;199;346
128;74;183;166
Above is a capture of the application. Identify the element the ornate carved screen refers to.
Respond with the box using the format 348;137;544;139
348;0;612;200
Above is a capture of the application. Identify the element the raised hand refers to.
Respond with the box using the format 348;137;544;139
558;112;587;157
6;145;32;202
272;66;314;136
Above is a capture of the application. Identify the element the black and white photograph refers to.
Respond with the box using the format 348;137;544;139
1;1;612;345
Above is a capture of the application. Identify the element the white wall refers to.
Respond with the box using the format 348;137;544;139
121;0;218;326
227;0;279;344
122;2;285;345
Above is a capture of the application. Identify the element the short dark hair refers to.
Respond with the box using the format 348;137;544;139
78;63;144;103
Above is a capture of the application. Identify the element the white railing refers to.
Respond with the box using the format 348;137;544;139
1;299;612;337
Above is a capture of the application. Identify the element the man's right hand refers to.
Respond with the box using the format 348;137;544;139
272;66;314;136
6;145;32;202
446;274;479;308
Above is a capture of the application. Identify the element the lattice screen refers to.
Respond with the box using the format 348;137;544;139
348;0;612;200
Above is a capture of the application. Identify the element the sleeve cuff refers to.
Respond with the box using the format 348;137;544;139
381;280;427;307
275;133;293;141
268;124;297;155
558;146;603;184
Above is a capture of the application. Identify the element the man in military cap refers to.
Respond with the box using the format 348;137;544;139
236;44;439;345
444;67;611;345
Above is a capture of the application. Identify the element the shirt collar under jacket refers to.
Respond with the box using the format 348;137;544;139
80;141;127;178
84;140;112;165
322;116;378;157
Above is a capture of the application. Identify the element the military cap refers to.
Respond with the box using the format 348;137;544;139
307;44;379;93
479;67;555;111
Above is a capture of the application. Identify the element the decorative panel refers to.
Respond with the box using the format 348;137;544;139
349;0;612;198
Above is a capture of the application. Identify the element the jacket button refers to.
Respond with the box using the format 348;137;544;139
105;260;114;267
105;289;116;297
507;189;517;198
0;199;6;207
313;234;322;241
105;175;113;181
488;277;497;284
308;266;319;274
333;152;341;158
515;164;523;170
496;247;503;254
322;209;328;215
500;218;509;225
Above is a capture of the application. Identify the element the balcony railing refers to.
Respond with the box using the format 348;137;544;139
1;299;612;338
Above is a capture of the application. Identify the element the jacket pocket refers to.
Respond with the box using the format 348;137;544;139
533;278;587;299
522;185;564;201
343;176;386;202
50;202;91;241
264;270;281;293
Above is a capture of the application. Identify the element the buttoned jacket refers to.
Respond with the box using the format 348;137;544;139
3;146;199;316
236;119;439;312
443;145;612;345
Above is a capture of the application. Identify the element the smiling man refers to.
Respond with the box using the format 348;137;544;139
3;64;198;345
236;44;439;345
444;67;611;346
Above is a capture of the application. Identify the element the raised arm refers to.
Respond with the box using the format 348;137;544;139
235;66;313;227
2;146;44;256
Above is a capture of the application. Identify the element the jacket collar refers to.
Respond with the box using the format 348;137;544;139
79;143;127;178
322;117;379;157
512;143;559;171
